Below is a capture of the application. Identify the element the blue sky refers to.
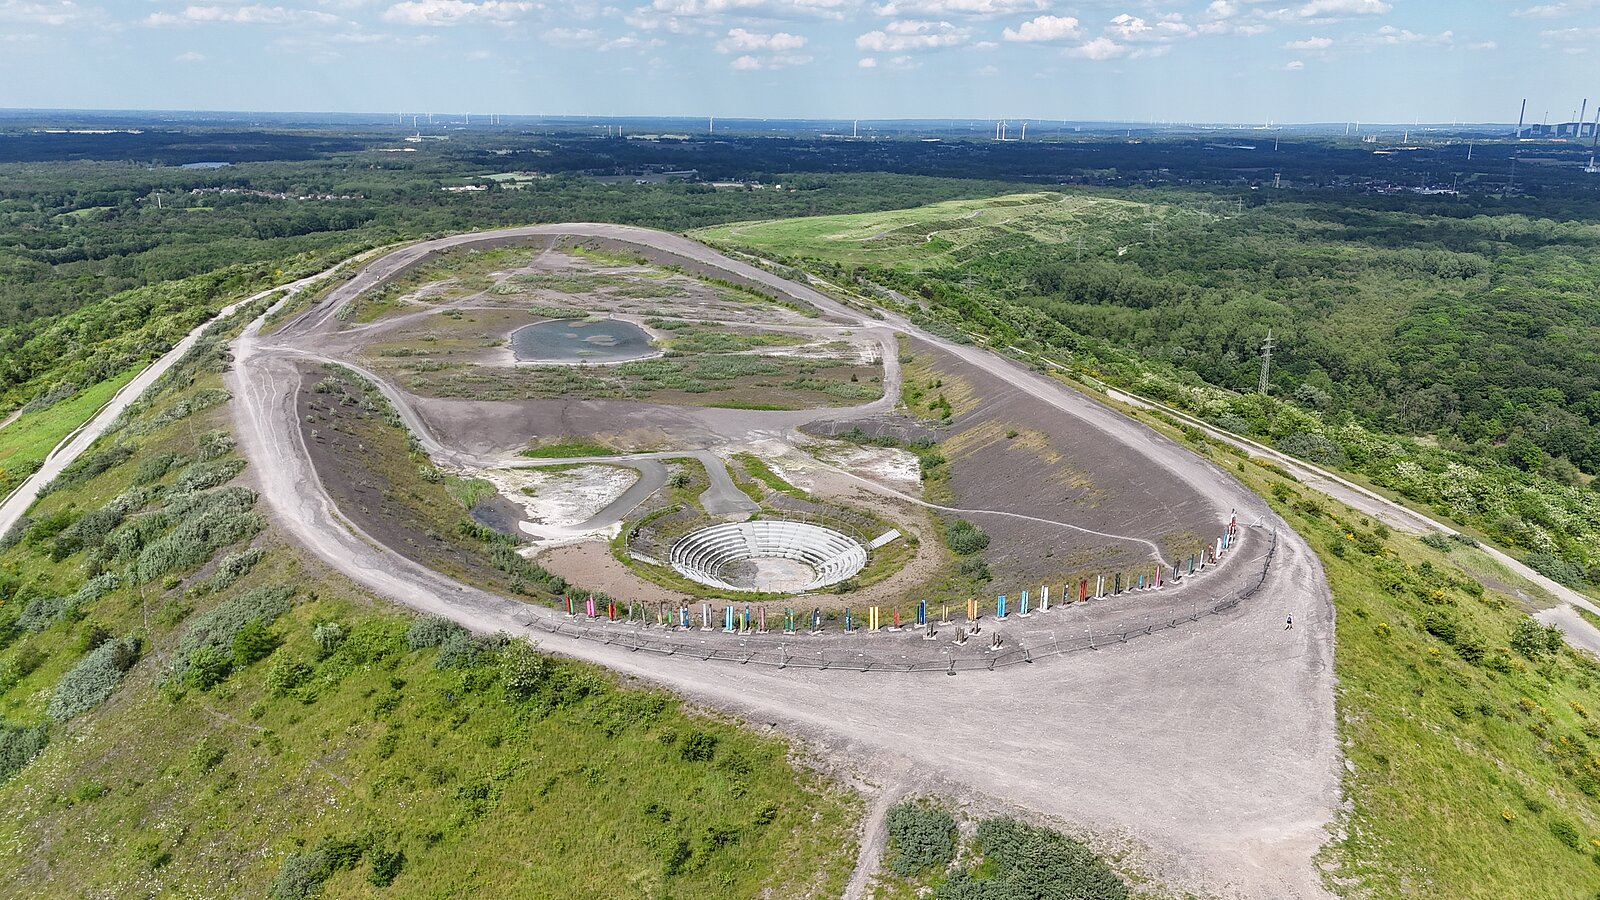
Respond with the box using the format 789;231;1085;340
1;0;1594;122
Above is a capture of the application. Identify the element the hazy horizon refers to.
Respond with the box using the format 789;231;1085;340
1;1;1594;124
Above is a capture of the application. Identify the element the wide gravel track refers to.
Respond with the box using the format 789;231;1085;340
230;224;1341;899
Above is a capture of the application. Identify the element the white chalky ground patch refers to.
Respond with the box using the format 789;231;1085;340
471;465;639;530
818;445;921;487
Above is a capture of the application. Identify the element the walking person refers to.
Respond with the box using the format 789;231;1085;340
1285;613;1293;630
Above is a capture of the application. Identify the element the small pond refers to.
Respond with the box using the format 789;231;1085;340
510;318;655;363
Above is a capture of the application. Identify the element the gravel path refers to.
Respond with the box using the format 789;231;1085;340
231;224;1341;899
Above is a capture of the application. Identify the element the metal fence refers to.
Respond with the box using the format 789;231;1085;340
520;528;1278;675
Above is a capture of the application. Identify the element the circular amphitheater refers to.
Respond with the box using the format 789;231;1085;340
670;520;868;593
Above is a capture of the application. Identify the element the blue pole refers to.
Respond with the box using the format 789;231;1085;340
917;600;927;626
997;595;1007;618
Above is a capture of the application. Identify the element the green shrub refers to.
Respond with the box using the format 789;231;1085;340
312;621;346;657
1421;532;1454;552
133;486;265;584
1422;610;1459;645
132;452;188;486
0;644;48;692
945;520;990;555
206;547;266;593
499;641;548;701
1510;619;1565;659
47;635;141;721
170;457;247;494
185;645;233;691
232;619;281;667
885;800;957;875
406;615;466;650
190;735;227;773
936;818;1128;900
1526;551;1586;588
367;847;405;887
265;657;313;697
435;631;486;670
17;574;120;632
0;719;49;784
165;584;294;687
1551;818;1582;850
680;730;718;762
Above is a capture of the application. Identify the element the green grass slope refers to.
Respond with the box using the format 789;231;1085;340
0;306;860;898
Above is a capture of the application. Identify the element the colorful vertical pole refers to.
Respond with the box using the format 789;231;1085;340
565;595;574;617
1079;578;1088;602
845;608;854;632
1137;575;1145;591
941;604;951;625
917;600;927;628
812;608;822;632
586;596;596;618
997;595;1007;619
607;600;616;621
967;597;978;622
1114;573;1122;595
1019;590;1030;616
1040;585;1049;612
758;606;766;633
892;607;901;629
1155;564;1162;589
868;606;879;632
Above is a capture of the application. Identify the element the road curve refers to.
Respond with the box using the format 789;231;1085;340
231;224;1340;900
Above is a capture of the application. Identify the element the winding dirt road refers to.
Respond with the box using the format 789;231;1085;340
230;224;1341;899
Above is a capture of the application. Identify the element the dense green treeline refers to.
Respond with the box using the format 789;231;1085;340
702;191;1600;589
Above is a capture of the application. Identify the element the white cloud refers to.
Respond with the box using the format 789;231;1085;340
1283;36;1332;50
1001;14;1078;42
1206;0;1238;16
857;55;877;66
1063;35;1125;59
1368;25;1451;45
1283;59;1303;69
872;0;1043;16
382;0;538;26
974;62;997;74
0;0;96;26
717;26;807;52
1103;11;1191;42
1466;40;1496;50
1108;13;1150;38
147;5;342;25
1513;0;1600;17
542;26;600;45
174;50;205;61
856;18;969;51
1541;25;1600;41
639;0;852;20
1298;0;1390;17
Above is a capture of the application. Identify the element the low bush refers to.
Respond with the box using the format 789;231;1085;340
885;800;957;875
206;547;265;593
945;520;989;555
169;457;247;494
406;615;466;650
0;719;49;784
133;487;265;584
165;584;294;687
47;635;142;721
937;818;1128;900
